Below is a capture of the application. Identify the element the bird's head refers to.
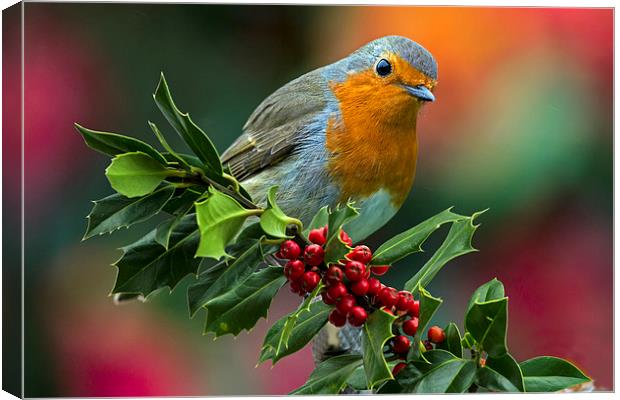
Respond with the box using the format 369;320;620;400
327;35;438;126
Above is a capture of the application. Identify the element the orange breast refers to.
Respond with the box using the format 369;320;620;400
326;58;427;207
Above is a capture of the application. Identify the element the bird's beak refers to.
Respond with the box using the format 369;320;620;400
403;84;435;102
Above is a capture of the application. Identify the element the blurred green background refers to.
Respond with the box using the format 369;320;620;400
11;4;612;395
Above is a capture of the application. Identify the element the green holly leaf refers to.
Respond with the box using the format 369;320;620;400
520;356;590;392
324;233;352;265
323;203;358;264
345;365;368;390
414;359;476;393
154;188;198;249
371;208;468;265
259;300;330;365
435;322;463;358
112;214;200;296
421;349;457;365
153;73;222;175
259;186;302;239
195;188;262;259
466;278;505;314
105;151;180;198
404;210;484;293
408;286;443;361
484;353;524;392
382;361;434;393
83;185;175;240
187;241;264;316
148;120;192;170
203;265;286;337
273;283;325;355
303;206;329;236
162;188;202;215
74;123;168;164
290;354;363;395
476;364;521;392
465;297;508;357
362;308;397;389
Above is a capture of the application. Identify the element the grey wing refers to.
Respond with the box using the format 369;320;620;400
221;70;327;181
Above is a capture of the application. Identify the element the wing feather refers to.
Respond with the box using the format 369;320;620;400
221;70;327;181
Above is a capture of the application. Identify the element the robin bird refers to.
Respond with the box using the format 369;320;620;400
222;35;437;242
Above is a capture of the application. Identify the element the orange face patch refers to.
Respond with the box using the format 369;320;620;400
326;54;433;206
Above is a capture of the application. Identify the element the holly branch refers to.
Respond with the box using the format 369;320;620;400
76;73;591;394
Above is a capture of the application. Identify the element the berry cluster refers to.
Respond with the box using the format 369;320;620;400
277;225;445;367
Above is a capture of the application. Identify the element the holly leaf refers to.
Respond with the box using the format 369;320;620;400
290;354;363;395
148;120;191;170
105;151;177;198
466;278;505;314
371;208;468;265
345;365;368;390
187;241;264;316
421;349;457;365
195;188;261;259
153;73;222;175
74;123;167;164
436;322;463;358
203;266;286;337
382;361;434;393
259;300;331;365
323;203;358;264
83;184;175;240
303;206;329;236
154;189;197;249
408;286;443;361
476;365;521;392
112;214;200;296
484;353;524;392
362;308;397;389
465;297;508;357
259;186;302;239
162;188;202;215
404;210;484;293
273;283;325;355
520;356;590;392
414;359;476;393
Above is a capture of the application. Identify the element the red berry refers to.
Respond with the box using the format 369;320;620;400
408;300;420;317
321;291;337;305
347;306;368;326
308;228;327;245
275;250;284;259
428;326;446;344
284;260;305;281
302;271;320;291
351;279;369;296
367;278;382;296
423;340;434;351
327;282;347;300
371;265;390;276
392;362;407;376
336;294;356;315
280;240;301;259
289;280;303;294
329;309;347;327
344;260;366;282
348;245;372;264
382;307;394;315
340;230;353;246
378;287;399;308
324;265;343;286
304;244;325;266
403;317;419;336
392;335;411;354
397;291;414;311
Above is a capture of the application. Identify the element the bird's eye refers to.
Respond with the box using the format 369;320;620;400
375;59;392;77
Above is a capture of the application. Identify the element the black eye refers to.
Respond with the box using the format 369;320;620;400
375;59;392;77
